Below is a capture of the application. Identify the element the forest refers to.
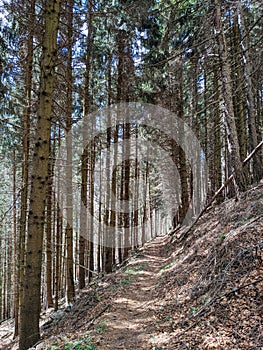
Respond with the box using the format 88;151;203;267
0;0;262;349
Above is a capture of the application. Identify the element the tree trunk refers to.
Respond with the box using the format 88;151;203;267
214;0;247;192
231;15;247;163
177;58;189;224
15;0;35;337
13;155;17;321
46;148;54;307
236;1;263;182
110;125;119;266
79;143;87;289
19;0;61;348
88;141;95;281
79;0;94;287
123;122;131;260
104;115;113;273
65;0;75;303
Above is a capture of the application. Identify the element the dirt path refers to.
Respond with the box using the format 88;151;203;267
0;235;170;350
91;235;170;349
2;185;262;350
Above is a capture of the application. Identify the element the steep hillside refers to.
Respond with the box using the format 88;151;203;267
2;183;262;350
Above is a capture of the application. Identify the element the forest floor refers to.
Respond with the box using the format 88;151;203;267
1;183;263;350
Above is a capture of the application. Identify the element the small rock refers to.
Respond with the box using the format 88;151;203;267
64;302;73;312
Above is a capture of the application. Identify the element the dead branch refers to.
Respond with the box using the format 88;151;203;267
243;140;263;166
75;303;110;330
77;264;99;276
226;278;263;297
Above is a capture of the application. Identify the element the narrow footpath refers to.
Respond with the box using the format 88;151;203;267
90;235;170;349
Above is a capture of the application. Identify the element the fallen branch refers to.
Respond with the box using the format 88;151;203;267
75;303;110;330
243;140;263;166
77;263;99;276
193;276;263;319
86;303;110;330
226;278;263;297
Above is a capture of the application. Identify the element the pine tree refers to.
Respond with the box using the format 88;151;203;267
19;0;61;348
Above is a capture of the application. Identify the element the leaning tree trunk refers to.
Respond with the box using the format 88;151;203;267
19;0;61;349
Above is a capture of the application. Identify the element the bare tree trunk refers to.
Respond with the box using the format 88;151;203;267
236;1;263;182
110;125;119;265
55;200;63;310
79;0;94;287
13;155;17;320
177;58;189;224
15;0;35;337
213;68;223;200
133;126;139;248
46;147;54;307
231;15;247;163
104;116;113;273
141;156;149;244
79;143;87;289
19;0;61;348
123;122;131;260
88;141;95;281
64;0;75;303
65;130;75;302
214;0;247;192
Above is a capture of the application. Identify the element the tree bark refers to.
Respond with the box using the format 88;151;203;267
15;0;35;337
19;0;61;348
214;0;247;192
64;0;75;303
236;1;263;182
46;149;54;308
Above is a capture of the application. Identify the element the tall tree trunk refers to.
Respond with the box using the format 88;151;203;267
214;0;247;192
141;156;149;244
104;116;113;273
79;144;87;289
65;0;75;303
133;126;139;248
13;155;17;321
110;125;119;266
19;0;61;348
65;133;75;302
213;73;223;197
54;126;62;310
88;141;95;281
236;1;263;182
231;15;247;163
55;200;63;310
7;237;12;319
97;140;103;274
15;0;35;337
123;122;131;260
46;146;54;307
79;0;93;287
177;58;189;224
